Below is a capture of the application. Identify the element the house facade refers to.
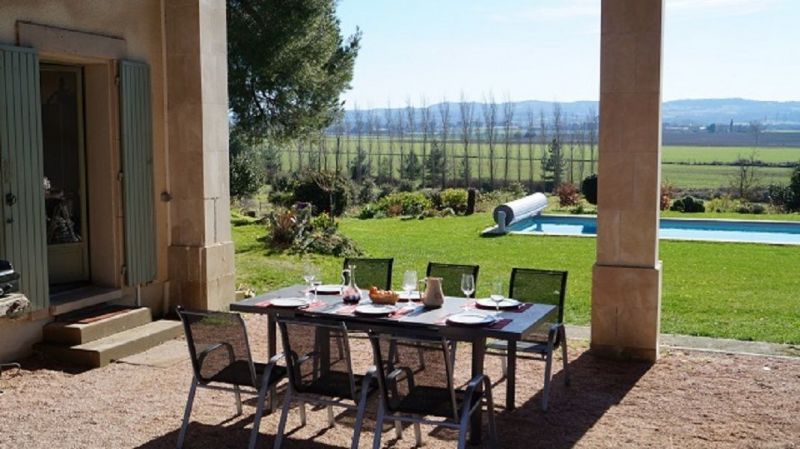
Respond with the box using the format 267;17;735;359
0;0;234;362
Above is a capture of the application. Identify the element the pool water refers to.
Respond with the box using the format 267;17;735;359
506;215;800;245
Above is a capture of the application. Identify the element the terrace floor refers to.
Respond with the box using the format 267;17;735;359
1;315;799;449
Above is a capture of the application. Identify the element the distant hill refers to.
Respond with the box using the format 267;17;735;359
343;98;800;128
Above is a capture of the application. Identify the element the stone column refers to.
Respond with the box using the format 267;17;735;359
591;0;663;362
164;0;235;311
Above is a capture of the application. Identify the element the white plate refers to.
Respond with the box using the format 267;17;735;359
447;312;497;326
268;297;309;308
314;284;343;294
397;291;422;301
354;304;398;316
475;298;521;309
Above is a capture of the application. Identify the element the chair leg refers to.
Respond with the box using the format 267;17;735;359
413;422;422;446
351;373;373;449
541;341;556;412
234;385;243;416
456;421;469;449
249;376;272;449
416;344;426;369
298;400;307;427
372;405;386;449
176;380;197;449
560;326;571;387
274;389;293;449
394;420;403;439
449;341;458;372
500;356;508;378
327;404;335;428
485;380;498;448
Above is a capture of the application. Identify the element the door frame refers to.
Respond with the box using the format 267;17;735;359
40;63;90;286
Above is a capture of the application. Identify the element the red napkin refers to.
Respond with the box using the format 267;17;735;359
335;304;358;315
387;306;419;320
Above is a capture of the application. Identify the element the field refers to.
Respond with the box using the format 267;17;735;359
275;139;800;190
234;212;800;345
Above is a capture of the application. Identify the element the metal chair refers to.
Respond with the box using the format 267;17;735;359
426;262;479;298
343;257;394;290
176;306;286;449
488;268;570;411
274;315;376;449
369;330;498;449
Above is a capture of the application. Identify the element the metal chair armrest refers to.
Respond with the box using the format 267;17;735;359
460;374;491;418
197;342;236;366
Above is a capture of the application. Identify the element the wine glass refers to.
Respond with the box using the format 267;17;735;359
490;279;505;312
302;263;320;297
402;270;418;300
461;274;475;299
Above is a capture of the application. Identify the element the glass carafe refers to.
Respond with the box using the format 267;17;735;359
341;264;362;304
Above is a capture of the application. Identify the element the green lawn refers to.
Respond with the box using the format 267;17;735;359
234;212;800;345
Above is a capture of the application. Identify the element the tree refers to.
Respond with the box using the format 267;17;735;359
458;92;475;187
586;109;598;175
502;96;515;186
482;93;498;189
229;132;263;198
420;97;432;186
749;120;766;146
404;99;416;181
401;149;422;181
228;0;361;141
729;151;761;200
541;103;564;188
425;141;445;186
385;101;395;183
526;108;536;187
438;98;451;188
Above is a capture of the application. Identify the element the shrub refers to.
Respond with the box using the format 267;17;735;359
475;190;517;212
505;182;527;198
357;178;377;205
706;195;742;213
357;204;377;220
736;203;766;214
377;183;396;199
377;192;432;216
581;174;598;205
670;196;705;213
419;188;442;210
397;179;416;192
292;170;352;216
439;188;468;214
265;206;361;256
660;181;673;211
556;183;580;207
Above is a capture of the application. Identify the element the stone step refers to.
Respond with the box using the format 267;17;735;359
36;320;183;368
49;286;124;316
43;306;152;346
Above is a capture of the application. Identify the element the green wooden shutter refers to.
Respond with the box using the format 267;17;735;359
0;45;49;310
119;61;156;286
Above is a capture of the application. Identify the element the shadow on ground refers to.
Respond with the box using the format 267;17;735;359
133;351;651;449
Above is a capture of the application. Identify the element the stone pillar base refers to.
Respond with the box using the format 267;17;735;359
590;262;662;362
168;241;235;311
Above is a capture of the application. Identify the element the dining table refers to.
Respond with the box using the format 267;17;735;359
230;284;558;445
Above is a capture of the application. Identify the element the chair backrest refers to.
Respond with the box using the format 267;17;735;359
426;262;479;297
343;257;394;290
509;268;568;343
177;306;257;387
277;315;358;400
369;330;459;421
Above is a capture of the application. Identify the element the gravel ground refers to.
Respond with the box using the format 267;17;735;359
1;315;799;449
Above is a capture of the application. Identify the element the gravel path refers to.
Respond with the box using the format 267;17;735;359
1;315;798;449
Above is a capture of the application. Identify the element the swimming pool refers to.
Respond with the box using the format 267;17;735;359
504;215;800;245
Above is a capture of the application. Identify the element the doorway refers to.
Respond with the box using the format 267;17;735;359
40;64;90;290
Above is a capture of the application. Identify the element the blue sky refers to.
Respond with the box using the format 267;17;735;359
336;0;800;108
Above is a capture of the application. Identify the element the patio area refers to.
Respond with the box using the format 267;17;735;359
1;315;798;449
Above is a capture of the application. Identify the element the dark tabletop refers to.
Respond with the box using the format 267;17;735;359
230;284;557;342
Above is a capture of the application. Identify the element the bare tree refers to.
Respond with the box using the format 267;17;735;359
502;95;515;187
538;110;548;186
333;114;345;174
385;101;395;183
482;93;498;188
459;92;475;187
526;108;536;187
730;150;762;200
405;98;416;182
438;97;451;188
586;109;598;175
365;108;376;177
749;120;766;146
396;108;405;181
353;103;363;172
420;96;432;186
577;121;587;182
567;117;576;184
